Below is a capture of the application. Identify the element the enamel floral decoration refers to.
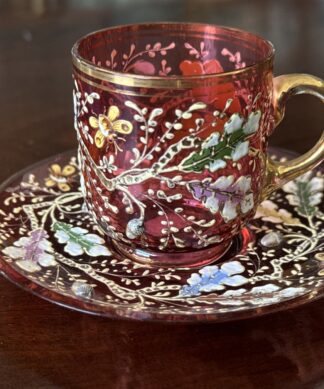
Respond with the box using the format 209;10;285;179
0;151;323;321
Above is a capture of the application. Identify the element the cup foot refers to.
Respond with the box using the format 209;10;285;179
112;239;232;268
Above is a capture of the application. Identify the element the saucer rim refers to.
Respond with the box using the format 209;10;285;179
0;147;322;323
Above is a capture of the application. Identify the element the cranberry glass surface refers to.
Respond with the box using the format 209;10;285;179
72;23;275;266
0;149;323;322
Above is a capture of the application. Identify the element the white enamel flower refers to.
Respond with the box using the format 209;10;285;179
283;171;324;208
188;175;254;222
224;113;244;134
205;196;219;213
99;155;117;174
248;286;306;306
180;260;248;297
255;199;299;225
214;176;254;221
202;133;220;149
209;159;226;172
54;223;111;257
231;140;249;161
2;229;56;273
243;110;261;134
250;284;280;294
220;284;307;307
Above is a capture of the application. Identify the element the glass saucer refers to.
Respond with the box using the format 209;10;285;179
0;148;323;322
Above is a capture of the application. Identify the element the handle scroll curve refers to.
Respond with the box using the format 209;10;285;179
262;74;324;199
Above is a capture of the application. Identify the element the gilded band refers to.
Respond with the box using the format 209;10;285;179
76;71;237;98
72;52;272;90
75;72;159;97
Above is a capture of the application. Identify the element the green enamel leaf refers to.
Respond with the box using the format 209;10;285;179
295;181;317;217
53;222;93;250
52;221;110;257
180;129;246;173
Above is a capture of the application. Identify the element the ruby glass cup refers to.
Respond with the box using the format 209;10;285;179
72;23;324;267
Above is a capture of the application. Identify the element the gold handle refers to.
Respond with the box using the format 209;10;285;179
262;74;324;199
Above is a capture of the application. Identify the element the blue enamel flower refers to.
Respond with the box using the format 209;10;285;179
179;261;247;297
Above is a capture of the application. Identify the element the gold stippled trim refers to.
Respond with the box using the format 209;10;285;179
71;22;274;89
76;72;235;98
72;54;272;89
76;73;158;97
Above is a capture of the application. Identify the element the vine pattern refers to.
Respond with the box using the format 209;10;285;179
74;76;263;249
0;153;323;317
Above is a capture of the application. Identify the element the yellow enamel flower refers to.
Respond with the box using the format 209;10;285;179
45;164;76;192
89;106;133;149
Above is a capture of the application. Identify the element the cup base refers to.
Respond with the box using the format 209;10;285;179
112;239;232;268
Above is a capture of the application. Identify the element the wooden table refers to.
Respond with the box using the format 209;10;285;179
0;1;323;387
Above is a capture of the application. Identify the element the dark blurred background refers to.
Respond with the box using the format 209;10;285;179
0;0;323;181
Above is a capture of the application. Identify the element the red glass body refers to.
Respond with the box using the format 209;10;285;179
72;23;274;264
